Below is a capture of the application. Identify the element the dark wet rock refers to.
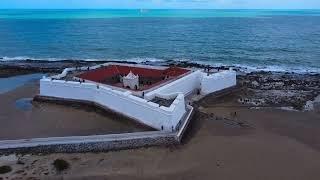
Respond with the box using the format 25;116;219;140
16;160;25;165
53;159;70;172
251;81;259;88
305;95;320;112
14;170;25;174
0;166;12;174
238;71;320;110
0;60;140;78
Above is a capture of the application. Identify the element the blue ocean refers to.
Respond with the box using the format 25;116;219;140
0;9;320;73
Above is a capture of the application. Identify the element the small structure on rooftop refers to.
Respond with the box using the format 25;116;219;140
123;71;139;90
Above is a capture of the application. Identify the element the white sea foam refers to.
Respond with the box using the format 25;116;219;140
232;64;320;74
0;56;168;63
1;56;319;74
1;56;34;61
1;56;64;61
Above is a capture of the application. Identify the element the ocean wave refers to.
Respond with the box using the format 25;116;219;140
170;59;320;74
231;64;320;74
0;56;167;63
0;56;66;61
1;56;319;74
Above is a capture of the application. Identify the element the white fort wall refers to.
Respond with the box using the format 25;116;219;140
40;63;236;133
200;70;237;95
51;67;76;79
40;78;186;131
51;62;169;80
145;69;237;99
50;64;236;100
145;70;202;100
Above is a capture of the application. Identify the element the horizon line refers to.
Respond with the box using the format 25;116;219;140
0;8;320;10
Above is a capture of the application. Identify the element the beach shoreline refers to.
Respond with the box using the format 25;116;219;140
1;59;319;111
0;60;320;179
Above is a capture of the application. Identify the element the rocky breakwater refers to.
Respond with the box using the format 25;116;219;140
1;59;319;112
237;71;320;112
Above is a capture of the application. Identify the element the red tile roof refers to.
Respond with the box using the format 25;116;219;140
77;65;190;90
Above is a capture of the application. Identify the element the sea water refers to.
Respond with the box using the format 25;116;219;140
0;73;45;94
0;9;319;73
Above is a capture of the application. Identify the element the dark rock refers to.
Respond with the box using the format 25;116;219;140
0;166;12;174
53;159;70;172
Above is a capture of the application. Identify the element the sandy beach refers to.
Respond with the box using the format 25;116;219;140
0;61;320;179
1;88;320;179
0;79;150;140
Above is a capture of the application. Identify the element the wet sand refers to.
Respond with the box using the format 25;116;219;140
0;80;150;140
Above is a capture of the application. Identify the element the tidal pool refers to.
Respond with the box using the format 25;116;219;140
0;73;45;94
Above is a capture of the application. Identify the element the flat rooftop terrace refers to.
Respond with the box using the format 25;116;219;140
76;65;190;91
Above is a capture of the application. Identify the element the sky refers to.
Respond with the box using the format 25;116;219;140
1;0;320;9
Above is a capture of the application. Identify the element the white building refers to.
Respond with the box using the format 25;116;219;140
123;71;139;90
40;63;237;132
